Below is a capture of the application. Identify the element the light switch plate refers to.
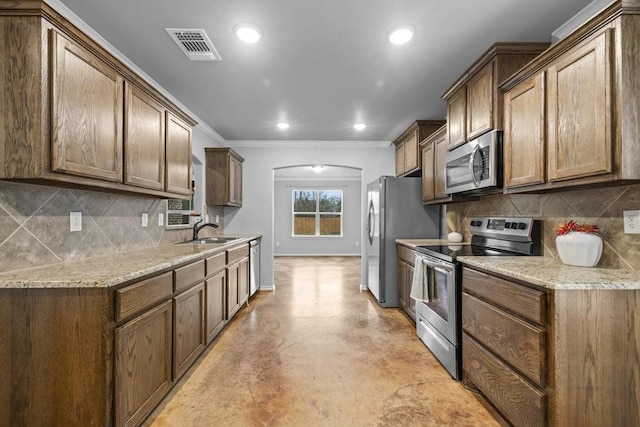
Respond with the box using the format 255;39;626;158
70;212;82;232
158;213;164;227
623;210;640;234
141;213;148;227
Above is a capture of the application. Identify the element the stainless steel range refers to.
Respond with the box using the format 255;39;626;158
411;216;541;380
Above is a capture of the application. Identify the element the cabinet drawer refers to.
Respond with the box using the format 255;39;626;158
116;272;173;322
463;334;545;427
397;245;417;265
174;260;205;293
462;267;545;324
206;252;226;277
462;292;546;386
227;244;249;265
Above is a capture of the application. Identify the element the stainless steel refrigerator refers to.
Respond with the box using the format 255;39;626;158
365;176;440;307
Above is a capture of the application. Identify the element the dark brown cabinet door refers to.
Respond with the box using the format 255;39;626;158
433;130;449;199
165;111;192;196
50;29;124;182
447;86;467;150
421;142;435;202
206;270;227;344
115;300;172;427
227;262;241;319
124;83;166;190
466;62;493;140
547;28;613;182
205;148;244;207
503;73;546;189
238;257;249;306
173;283;205;380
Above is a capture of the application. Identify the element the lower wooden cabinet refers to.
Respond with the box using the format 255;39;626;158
396;244;417;321
173;282;206;380
115;300;173;427
227;245;250;319
206;269;227;344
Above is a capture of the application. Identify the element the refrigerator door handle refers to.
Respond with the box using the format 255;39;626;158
367;201;374;244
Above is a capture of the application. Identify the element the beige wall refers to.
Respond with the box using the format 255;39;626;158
0;181;223;273
446;183;640;270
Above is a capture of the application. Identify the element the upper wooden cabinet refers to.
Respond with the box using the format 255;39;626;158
394;120;445;177
165;112;193;196
205;147;244;207
51;30;124;182
420;124;450;204
0;3;196;198
442;43;549;151
124;83;166;190
502;1;640;193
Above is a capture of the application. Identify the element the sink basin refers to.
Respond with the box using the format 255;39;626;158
180;237;241;245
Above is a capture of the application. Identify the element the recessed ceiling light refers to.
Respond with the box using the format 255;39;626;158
354;123;366;131
387;24;415;45
277;122;289;130
235;23;262;43
311;165;323;173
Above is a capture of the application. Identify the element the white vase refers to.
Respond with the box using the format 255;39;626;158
447;231;463;243
556;232;603;267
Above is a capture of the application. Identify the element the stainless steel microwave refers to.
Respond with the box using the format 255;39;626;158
445;130;502;194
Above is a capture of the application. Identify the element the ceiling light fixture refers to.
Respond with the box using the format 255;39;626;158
354;123;366;131
235;23;262;43
311;165;323;173
277;122;290;130
387;24;415;45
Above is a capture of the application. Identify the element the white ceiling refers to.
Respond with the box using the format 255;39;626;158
58;0;594;142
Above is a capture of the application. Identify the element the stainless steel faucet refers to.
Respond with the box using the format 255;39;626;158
192;218;219;240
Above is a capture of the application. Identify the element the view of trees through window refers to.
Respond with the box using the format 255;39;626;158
292;190;342;236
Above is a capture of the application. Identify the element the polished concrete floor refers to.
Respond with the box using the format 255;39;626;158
146;256;499;426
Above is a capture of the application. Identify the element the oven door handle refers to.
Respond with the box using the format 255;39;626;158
421;257;453;274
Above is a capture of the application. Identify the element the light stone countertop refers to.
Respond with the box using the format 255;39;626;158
397;238;640;290
0;235;261;289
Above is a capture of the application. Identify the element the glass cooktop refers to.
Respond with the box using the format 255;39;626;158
415;244;528;263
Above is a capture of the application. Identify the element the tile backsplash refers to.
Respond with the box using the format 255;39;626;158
0;181;223;273
446;183;640;270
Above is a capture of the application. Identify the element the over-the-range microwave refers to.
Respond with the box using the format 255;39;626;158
445;130;502;194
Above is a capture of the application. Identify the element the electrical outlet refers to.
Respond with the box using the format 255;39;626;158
70;212;82;232
624;210;640;234
215;215;219;223
355;241;359;246
141;213;148;227
158;213;164;227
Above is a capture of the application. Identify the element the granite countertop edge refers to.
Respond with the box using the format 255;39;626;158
396;238;640;290
0;234;261;289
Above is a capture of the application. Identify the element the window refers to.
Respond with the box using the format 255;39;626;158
292;189;343;236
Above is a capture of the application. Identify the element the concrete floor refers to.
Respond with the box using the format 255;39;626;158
145;256;499;426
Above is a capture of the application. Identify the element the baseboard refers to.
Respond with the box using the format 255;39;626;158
259;284;276;291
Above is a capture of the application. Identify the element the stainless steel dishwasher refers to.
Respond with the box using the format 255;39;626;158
249;237;261;297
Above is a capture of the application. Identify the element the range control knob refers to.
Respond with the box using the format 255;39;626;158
518;222;527;230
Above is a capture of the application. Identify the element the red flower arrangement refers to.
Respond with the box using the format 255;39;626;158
556;220;600;236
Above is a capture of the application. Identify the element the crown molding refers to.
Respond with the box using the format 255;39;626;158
226;140;392;149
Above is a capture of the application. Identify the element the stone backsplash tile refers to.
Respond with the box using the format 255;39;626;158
447;183;640;270
0;181;209;273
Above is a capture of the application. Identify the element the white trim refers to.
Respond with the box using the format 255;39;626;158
551;0;614;43
275;176;361;182
43;0;225;144
227;140;392;149
259;284;276;291
275;253;361;257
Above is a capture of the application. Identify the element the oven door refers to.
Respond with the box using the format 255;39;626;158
415;256;459;346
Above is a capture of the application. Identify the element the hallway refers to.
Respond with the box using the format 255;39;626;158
146;257;499;426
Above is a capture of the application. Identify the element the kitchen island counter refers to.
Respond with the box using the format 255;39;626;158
0;234;261;289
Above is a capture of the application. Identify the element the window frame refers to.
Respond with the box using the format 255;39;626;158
291;189;343;237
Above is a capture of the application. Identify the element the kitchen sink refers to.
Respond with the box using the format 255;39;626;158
180;237;241;245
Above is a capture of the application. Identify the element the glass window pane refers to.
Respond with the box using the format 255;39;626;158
294;214;316;235
293;190;317;212
318;190;342;212
320;214;341;235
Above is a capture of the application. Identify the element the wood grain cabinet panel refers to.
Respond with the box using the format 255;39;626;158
173;282;206;380
503;73;546;188
466;62;493;140
404;133;419;172
205;147;244;207
206;270;227;344
463;334;546;427
116;271;173;322
394;120;446;177
174;259;205;294
165;111;193;196
447;87;467;150
50;29;124;182
238;256;249;306
547;28;612;182
395;143;405;176
227;260;241;319
420;124;449;204
396;244;417;321
421;141;435;202
115;300;172;427
124;83;166;190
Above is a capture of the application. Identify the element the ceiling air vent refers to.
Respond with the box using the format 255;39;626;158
166;28;221;61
